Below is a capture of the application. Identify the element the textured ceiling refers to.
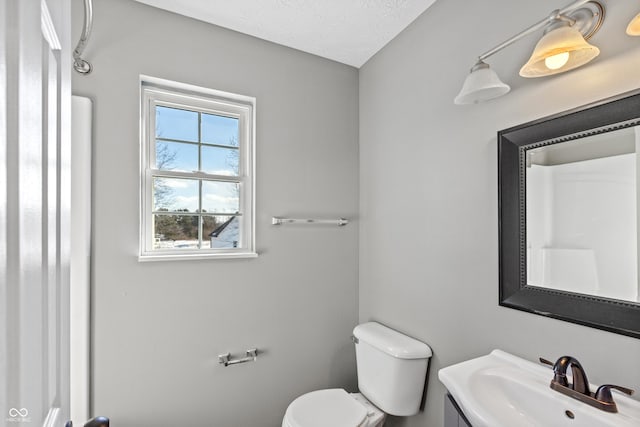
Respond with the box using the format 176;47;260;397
133;0;438;68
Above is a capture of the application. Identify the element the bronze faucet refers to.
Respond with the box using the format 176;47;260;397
551;356;590;394
540;356;634;413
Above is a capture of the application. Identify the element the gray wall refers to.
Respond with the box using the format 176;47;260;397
72;1;359;426
359;0;640;426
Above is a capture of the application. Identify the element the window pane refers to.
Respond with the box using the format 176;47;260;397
155;140;198;172
153;214;200;249
156;106;198;142
153;178;199;212
202;113;239;146
203;215;241;249
201;145;239;176
202;181;239;213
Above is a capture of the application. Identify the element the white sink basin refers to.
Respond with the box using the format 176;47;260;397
438;350;640;427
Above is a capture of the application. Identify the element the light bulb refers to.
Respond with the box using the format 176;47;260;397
544;52;570;70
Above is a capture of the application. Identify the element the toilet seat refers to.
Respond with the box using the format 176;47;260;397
283;389;368;427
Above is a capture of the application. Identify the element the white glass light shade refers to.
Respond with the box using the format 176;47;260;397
627;13;640;36
519;26;600;78
454;64;510;105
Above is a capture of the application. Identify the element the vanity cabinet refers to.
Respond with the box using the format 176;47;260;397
444;394;471;427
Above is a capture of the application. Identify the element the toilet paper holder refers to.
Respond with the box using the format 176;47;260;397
218;348;258;367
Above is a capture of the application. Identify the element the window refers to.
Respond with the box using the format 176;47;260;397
140;77;255;260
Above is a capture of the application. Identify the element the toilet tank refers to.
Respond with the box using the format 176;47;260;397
353;322;432;416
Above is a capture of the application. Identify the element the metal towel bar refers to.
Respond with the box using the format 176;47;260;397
271;217;348;226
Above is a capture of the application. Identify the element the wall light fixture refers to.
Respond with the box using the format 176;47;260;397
628;12;640;36
454;0;604;105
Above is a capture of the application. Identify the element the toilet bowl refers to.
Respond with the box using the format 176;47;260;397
282;389;385;427
282;322;432;427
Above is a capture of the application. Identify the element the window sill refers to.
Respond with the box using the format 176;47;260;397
138;251;258;262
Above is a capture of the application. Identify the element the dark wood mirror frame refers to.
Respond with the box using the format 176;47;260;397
498;89;640;339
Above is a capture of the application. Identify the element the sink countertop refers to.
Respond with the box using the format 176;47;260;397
438;349;640;427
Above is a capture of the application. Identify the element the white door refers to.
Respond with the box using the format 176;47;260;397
1;0;72;426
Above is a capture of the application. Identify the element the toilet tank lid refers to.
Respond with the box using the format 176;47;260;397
353;322;432;359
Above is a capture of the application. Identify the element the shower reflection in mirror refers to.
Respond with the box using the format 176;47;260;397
525;126;639;303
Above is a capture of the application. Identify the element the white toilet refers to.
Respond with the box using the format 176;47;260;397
282;322;432;427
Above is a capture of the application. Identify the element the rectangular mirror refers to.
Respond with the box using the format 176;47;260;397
499;90;640;339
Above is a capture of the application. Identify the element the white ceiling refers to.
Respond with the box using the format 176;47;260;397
133;0;438;68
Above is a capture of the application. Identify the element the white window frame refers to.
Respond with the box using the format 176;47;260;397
139;76;256;261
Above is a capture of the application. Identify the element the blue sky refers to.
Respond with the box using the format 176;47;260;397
154;106;240;213
156;106;239;145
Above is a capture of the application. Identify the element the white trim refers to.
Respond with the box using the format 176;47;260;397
40;0;61;51
43;407;62;427
70;95;92;425
140;74;256;105
138;251;258;262
149;169;241;182
139;76;256;260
